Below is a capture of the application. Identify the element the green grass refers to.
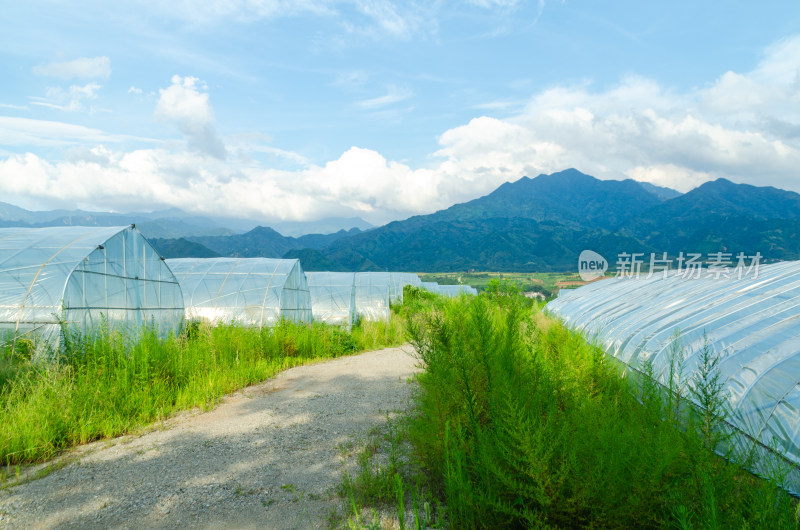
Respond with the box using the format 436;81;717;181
0;316;405;466
374;286;799;528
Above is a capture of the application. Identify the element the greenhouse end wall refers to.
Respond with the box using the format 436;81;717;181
0;225;185;352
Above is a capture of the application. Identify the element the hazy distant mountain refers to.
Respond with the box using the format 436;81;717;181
638;181;682;200
184;226;364;258
0;202;374;240
0;202;237;238
271;217;373;237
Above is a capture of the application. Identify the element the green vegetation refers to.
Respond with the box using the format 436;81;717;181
341;285;798;528
0;317;404;466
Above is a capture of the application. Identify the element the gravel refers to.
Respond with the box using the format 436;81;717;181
0;345;420;529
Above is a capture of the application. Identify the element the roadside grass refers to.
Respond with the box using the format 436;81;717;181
0;316;405;467
341;285;799;528
333;416;445;530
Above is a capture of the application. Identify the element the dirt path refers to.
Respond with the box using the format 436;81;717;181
0;345;420;529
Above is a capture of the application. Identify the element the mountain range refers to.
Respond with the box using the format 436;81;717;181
4;168;799;271
277;169;800;271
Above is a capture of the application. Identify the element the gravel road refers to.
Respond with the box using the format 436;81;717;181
0;345;420;529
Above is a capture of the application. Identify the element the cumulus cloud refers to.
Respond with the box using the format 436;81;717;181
3;35;800;223
33;57;111;79
155;75;227;159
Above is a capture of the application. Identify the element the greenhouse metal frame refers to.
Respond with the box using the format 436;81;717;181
547;261;800;494
166;257;312;326
0;225;185;352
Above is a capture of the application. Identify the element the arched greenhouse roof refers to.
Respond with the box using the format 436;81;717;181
166;257;312;326
354;272;391;322
305;272;356;327
0;225;184;350
546;261;800;494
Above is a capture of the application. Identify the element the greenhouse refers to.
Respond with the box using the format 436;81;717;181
166;258;312;326
0;225;184;352
422;281;439;292
422;282;477;297
546;261;800;494
389;272;423;303
305;272;356;327
354;272;392;322
437;284;478;297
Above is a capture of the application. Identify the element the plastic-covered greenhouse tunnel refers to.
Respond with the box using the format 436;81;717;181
166;257;312;326
305;272;356;326
546;261;800;495
0;225;185;353
354;272;392;322
422;282;478;297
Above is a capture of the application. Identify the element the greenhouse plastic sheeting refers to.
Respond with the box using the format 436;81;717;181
389;272;422;303
422;282;477;297
354;272;391;322
436;284;478;297
546;261;800;494
0;225;184;351
166;258;312;326
306;272;356;326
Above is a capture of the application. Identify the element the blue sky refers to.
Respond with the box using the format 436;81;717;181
2;1;800;224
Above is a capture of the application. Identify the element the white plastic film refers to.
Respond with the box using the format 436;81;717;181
166;257;312;326
0;226;184;351
354;272;392;322
306;272;356;327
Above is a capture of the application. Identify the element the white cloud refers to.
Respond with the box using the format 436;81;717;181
30;83;103;112
128;86;143;95
155;75;227;159
0;116;152;147
33;57;111;79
